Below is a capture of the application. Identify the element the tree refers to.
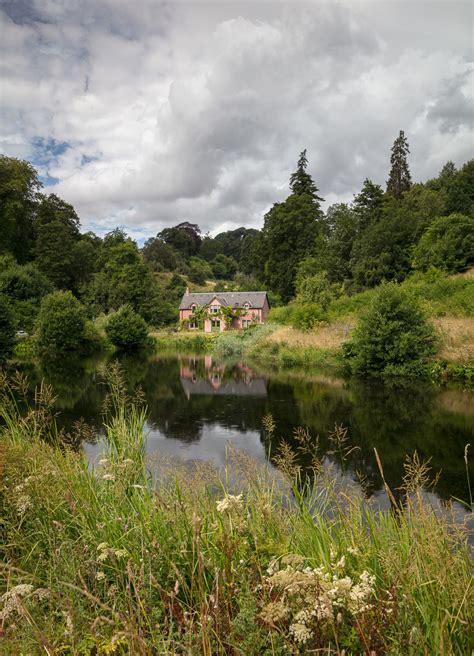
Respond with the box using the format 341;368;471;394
187;257;213;285
34;193;82;289
445;160;474;216
84;241;159;322
36;291;87;352
344;283;437;377
352;179;384;233
211;254;238;279
105;305;148;350
142;237;178;271
260;194;324;302
259;152;325;302
159;222;202;257
324;203;358;282
289;149;324;202
0;255;53;331
413;213;474;273
386;130;412;198
0;294;15;361
0;155;42;262
200;236;224;262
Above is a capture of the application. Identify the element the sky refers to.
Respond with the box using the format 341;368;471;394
1;0;473;241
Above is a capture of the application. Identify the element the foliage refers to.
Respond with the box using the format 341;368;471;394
105;305;149;350
186;257;213;285
296;270;340;309
344;283;438;377
291;304;327;330
0;293;15;360
210;253;238;279
159;221;202;257
142;237;178;271
386;130;411;198
35;291;88;353
289;149;324;201
0;155;41;263
412;213;474;273
0;255;53;331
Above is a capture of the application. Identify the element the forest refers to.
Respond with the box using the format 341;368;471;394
1;131;473;358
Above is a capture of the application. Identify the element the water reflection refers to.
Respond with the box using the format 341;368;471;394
16;352;474;506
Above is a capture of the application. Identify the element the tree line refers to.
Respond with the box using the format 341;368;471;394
0;130;473;347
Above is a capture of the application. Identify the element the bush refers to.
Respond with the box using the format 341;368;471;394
0;294;15;361
344;283;437;377
412;213;474;273
291;304;327;330
105;305;149;350
36;291;88;353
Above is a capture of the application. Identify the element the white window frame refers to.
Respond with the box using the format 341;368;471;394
210;305;220;314
241;319;251;329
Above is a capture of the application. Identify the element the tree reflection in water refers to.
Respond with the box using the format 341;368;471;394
14;352;474;505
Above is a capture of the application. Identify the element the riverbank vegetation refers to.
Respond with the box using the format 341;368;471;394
1;140;473;368
1;367;472;655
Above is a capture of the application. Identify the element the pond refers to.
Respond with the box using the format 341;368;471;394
15;351;474;509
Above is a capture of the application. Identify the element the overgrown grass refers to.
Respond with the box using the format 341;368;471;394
1;367;472;654
152;329;217;352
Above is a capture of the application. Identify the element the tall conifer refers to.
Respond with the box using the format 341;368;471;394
289;149;324;202
386;130;412;199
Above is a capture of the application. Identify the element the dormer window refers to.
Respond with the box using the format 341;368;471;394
191;304;197;313
210;304;219;314
243;302;251;310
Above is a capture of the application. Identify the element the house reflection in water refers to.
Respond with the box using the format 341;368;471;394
180;355;267;398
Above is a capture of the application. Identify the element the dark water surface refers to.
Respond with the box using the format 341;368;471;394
17;351;474;507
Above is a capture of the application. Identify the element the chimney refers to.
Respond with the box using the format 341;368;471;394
185;286;189;295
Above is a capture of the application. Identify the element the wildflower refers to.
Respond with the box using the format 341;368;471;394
102;473;115;481
289;622;313;644
0;584;34;620
347;546;359;556
123;458;134;465
260;601;289;625
216;493;243;514
114;548;128;559
16;495;32;515
97;551;109;562
98;458;108;466
96;571;106;581
97;542;109;551
131;484;145;490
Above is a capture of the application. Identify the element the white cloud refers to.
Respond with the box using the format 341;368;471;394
0;0;472;240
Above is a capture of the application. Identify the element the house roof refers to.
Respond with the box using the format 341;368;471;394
179;291;268;310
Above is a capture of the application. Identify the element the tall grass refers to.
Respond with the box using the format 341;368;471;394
0;368;472;654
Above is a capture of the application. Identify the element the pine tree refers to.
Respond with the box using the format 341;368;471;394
289;149;324;202
386;130;412;199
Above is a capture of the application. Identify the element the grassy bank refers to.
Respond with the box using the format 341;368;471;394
1;367;473;654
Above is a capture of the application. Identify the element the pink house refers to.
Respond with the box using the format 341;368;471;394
179;291;270;333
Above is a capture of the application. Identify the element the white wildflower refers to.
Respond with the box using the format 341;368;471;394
0;584;34;620
16;494;32;515
289;622;313;644
347;546;359;556
123;459;134;465
98;458;108;466
114;548;128;559
102;473;115;481
96;571;106;581
97;542;108;551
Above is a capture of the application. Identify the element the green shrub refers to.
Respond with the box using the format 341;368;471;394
0;294;15;361
36;291;88;353
344;283;437;377
105;305;149;350
268;305;295;325
291;304;327;330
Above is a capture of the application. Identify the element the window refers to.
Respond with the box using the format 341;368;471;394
210;305;219;314
189;320;198;329
211;319;220;331
242;319;251;329
243;302;251;310
191;304;196;313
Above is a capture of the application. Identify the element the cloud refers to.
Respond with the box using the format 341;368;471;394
0;1;472;240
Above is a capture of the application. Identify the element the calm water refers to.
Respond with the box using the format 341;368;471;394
17;351;474;507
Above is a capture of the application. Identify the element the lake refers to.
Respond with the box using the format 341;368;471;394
16;351;474;508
